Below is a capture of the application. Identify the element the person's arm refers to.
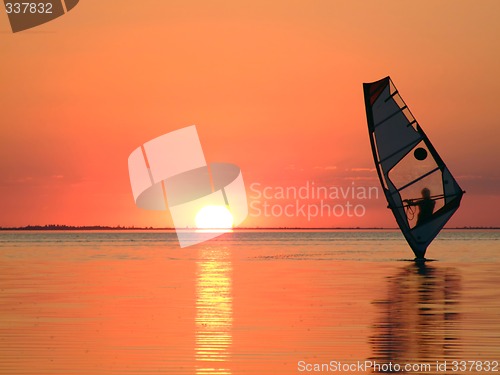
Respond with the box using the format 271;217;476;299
403;199;416;206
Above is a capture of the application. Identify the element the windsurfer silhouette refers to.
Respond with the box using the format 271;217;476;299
405;188;436;226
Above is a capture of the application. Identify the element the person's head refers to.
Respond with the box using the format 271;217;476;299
421;188;431;198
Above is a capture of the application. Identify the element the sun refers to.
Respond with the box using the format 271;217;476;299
195;205;234;230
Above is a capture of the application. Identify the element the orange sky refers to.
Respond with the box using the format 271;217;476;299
1;0;499;228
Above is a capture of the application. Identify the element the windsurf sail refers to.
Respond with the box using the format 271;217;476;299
363;76;464;259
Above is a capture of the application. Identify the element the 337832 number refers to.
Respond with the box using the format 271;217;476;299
451;360;499;372
5;2;53;14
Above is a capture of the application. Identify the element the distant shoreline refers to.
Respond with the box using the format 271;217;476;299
0;225;498;231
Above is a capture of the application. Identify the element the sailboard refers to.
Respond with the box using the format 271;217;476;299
363;76;464;259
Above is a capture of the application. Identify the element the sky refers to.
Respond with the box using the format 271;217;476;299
1;0;499;228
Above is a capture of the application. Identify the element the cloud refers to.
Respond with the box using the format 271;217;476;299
16;176;34;183
456;175;483;180
342;176;378;181
313;166;337;170
0;176;34;186
349;167;376;172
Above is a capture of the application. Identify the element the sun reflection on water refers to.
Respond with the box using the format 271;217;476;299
195;247;233;375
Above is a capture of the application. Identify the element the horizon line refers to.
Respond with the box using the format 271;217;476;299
0;225;499;231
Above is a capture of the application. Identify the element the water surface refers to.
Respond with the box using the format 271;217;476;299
1;230;499;374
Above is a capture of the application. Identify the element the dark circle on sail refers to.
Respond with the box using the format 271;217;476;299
414;147;428;161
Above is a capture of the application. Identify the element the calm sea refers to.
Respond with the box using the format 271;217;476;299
1;230;499;374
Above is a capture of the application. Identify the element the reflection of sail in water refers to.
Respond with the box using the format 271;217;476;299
196;247;233;375
370;264;461;372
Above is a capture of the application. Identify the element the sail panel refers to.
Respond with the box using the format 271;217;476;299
363;76;464;258
371;88;422;171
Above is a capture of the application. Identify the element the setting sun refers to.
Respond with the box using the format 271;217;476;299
195;205;234;230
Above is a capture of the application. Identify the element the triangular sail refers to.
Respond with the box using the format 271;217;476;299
363;76;464;258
